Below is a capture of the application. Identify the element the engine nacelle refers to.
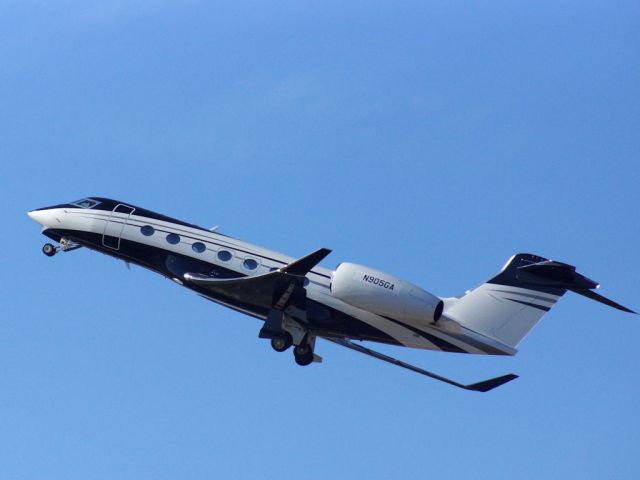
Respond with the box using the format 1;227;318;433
331;263;444;325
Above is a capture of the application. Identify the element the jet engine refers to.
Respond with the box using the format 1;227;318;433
331;263;444;325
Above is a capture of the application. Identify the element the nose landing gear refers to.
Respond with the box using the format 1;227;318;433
41;237;82;257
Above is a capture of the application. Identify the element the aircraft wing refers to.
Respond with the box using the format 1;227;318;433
324;337;518;392
185;248;516;391
183;248;332;310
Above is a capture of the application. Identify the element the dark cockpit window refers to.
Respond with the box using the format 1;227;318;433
71;198;100;209
141;225;155;236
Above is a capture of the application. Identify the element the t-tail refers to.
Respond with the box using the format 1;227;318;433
444;253;636;351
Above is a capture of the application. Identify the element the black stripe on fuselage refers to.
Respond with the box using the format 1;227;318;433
382;316;511;355
382;316;470;354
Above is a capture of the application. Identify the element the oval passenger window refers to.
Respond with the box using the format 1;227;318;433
141;226;154;236
218;250;232;262
243;259;258;270
166;233;180;245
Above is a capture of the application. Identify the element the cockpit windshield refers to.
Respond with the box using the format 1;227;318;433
71;198;101;209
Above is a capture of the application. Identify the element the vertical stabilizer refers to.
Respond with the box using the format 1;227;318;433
445;254;565;349
443;253;634;350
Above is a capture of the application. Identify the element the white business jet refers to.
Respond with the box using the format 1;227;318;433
28;198;635;392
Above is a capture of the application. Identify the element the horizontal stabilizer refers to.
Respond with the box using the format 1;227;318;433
570;288;636;314
325;337;517;392
517;259;599;289
517;258;636;313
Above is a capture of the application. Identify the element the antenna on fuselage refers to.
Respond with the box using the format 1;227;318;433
209;225;220;232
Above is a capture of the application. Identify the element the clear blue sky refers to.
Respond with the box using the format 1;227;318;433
2;1;639;478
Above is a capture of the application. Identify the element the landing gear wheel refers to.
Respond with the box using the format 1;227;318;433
294;343;314;366
42;243;57;257
270;332;293;352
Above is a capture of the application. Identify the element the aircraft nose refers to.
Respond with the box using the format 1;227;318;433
27;208;58;227
28;209;47;226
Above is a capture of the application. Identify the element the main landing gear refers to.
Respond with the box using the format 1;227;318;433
269;333;314;366
262;310;319;366
41;238;81;257
271;332;313;367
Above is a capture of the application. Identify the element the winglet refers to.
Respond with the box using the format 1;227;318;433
280;248;332;276
465;374;519;392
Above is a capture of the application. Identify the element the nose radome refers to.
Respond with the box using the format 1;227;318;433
27;209;52;227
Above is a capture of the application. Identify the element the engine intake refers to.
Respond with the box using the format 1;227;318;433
331;263;443;325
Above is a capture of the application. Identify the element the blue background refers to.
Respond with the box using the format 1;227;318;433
3;1;639;478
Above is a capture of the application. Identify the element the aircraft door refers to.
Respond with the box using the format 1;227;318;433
102;204;135;250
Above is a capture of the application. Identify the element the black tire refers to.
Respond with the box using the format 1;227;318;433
294;351;314;366
294;343;314;366
270;332;293;353
42;243;56;257
294;343;310;357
